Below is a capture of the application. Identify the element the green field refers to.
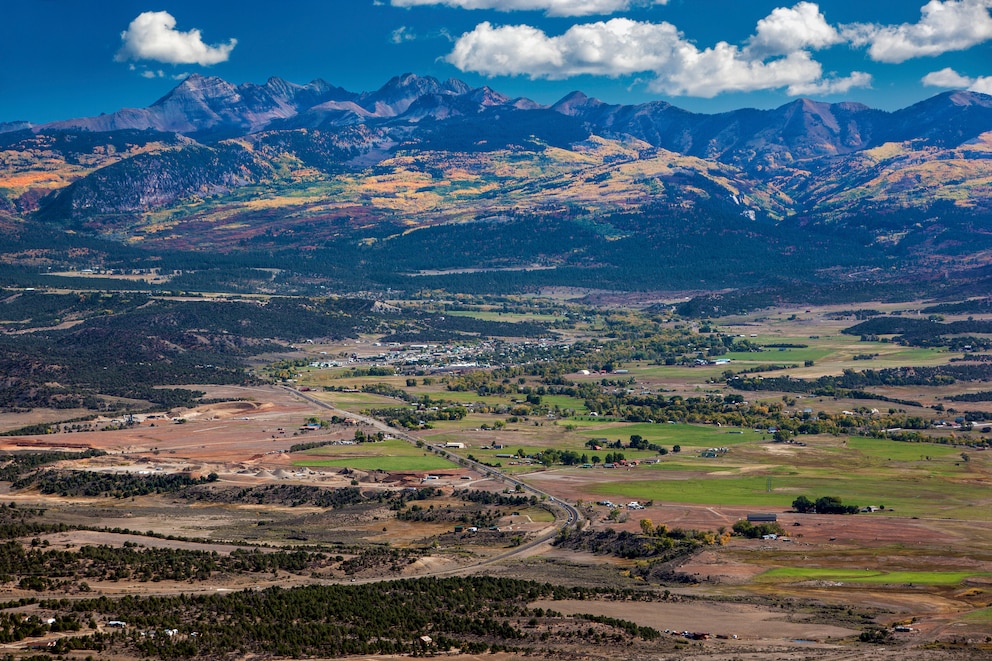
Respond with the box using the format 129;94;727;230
963;607;992;623
315;391;405;407
434;390;513;405
723;347;832;364
587;454;991;519
540;394;589;413
844;436;963;462
758;567;992;586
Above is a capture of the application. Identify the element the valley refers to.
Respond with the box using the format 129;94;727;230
0;291;990;659
0;71;991;660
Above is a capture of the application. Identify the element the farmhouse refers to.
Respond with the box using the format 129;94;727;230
445;442;466;449
747;513;778;523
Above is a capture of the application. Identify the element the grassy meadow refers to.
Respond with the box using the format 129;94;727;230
757;567;992;586
293;438;453;471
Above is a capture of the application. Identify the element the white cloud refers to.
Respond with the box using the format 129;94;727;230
115;11;237;66
391;0;667;17
391;26;418;43
747;2;841;57
446;7;871;98
652;48;823;97
446;19;681;78
923;67;992;94
922;67;975;87
845;0;992;63
651;48;869;98
972;77;992;94
788;71;873;96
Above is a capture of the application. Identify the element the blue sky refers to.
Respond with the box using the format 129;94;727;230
2;0;990;123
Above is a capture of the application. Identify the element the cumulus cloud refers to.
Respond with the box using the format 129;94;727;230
446;19;677;78
922;67;975;87
746;2;841;57
115;11;237;66
923;67;992;94
845;0;992;63
391;0;667;17
446;6;871;98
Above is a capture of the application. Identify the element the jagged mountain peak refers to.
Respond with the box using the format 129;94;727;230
159;73;234;97
372;73;468;98
148;74;243;118
361;73;473;117
465;86;512;107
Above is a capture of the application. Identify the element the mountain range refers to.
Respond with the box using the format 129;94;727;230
1;73;991;295
21;73;992;156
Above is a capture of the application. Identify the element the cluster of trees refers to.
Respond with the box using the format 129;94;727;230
674;279;931;319
555;527;717;561
731;520;785;538
0;450;106;481
338;545;420;575
13;470;217;499
365;405;467;429
45;577;651;658
731;365;975;395
587;435;673;455
0;611;80;643
0;541;327;587
457;490;536;507
0;503;70;540
396;492;522;529
843;316;992;347
183;485;439;510
946;390;992;402
792;495;860;515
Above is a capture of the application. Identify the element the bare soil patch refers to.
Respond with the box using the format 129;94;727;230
532;597;858;642
37;529;248;555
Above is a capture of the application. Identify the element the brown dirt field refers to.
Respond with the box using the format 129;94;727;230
0;384;385;475
532;597;859;642
0;406;97;433
37;529;249;555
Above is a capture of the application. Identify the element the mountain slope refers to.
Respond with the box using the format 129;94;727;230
8;74;991;264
